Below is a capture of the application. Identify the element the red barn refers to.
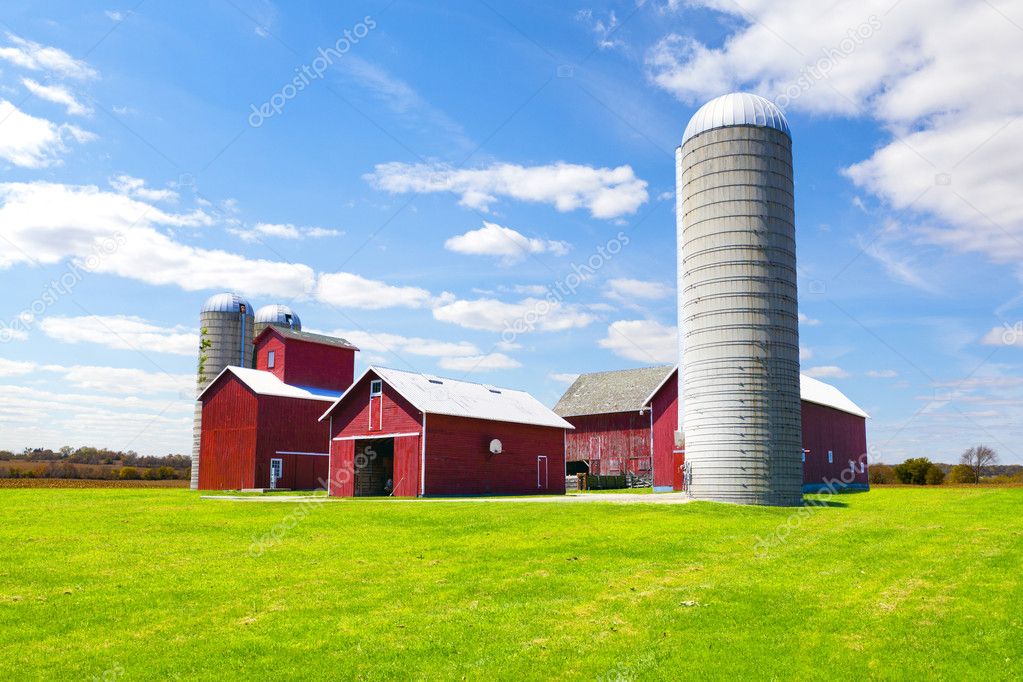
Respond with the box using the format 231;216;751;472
555;366;870;493
319;366;573;497
197;327;358;490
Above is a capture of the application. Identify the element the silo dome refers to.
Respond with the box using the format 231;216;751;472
254;304;301;331
201;292;253;315
681;92;790;145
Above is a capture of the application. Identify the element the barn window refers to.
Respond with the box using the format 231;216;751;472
849;461;856;472
370;379;382;397
860;460;866;473
828;450;834;464
801;450;806;463
267;350;275;369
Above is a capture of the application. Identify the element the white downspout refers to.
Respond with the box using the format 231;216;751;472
419;412;427;497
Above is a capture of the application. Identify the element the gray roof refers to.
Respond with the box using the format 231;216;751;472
553;365;674;417
258;325;359;351
255;304;301;329
682;92;790;145
201;292;252;314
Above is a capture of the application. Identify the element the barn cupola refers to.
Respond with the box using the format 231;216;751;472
253;325;359;394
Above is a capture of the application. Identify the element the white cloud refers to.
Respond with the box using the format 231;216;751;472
325;329;480;358
0;100;94;168
109;175;178;203
804;365;850;379
316;272;434;310
0;358;35;376
0;181;317;299
646;0;1023;283
52;364;193;395
365;161;648;219
38;315;198;356
549;372;580;384
598;319;677;363
22;78;91;115
798;312;821;326
867;369;898;378
799;345;813;361
0;33;97;79
444;222;570;265
981;326;1023;348
437;353;522;372
230;222;342;242
606;278;673;301
576;9;624;51
105;10;126;22
433;297;596;334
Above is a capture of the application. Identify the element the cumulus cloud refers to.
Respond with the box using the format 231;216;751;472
798;313;821;327
22;78;92;115
51;364;193;395
0;100;94;168
606;278;673;302
324;329;480;358
0;358;35;377
598;319;676;363
804;365;850;379
316;272;435;310
867;369;898;378
38;315;198;356
548;372;580;384
444;222;570;265
0;33;97;79
432;297;596;334
981;326;1023;348
647;0;1023;280
365;161;648;218
437;353;522;372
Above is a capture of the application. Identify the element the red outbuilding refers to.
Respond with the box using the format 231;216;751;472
197;327;359;490
319;366;573;497
555;366;870;493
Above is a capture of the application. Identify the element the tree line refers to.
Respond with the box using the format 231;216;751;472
870;445;1021;485
0;446;189;469
0;446;190;481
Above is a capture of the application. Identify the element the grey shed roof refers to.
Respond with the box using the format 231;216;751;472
553;365;674;417
257;325;359;351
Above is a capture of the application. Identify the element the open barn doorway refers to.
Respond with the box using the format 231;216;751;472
354;438;394;496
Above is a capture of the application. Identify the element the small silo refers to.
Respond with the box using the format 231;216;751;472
191;293;255;489
252;304;301;367
676;92;802;506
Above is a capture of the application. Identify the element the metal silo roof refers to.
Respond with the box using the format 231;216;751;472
201;292;253;314
681;92;790;145
254;303;301;329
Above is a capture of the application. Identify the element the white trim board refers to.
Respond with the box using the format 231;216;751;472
332;432;420;441
275;450;330;457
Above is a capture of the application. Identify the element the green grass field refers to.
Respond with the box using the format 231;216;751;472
1;488;1020;680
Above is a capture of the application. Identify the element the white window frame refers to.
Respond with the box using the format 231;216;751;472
828;450;834;464
267;350;276;369
370;379;382;397
270;457;283;489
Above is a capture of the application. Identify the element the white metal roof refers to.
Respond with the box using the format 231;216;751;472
201;292;253;314
198;366;341;403
682;92;790;145
799;374;869;418
320;366;574;430
254;303;301;329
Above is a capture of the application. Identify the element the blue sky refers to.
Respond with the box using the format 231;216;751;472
0;0;1021;464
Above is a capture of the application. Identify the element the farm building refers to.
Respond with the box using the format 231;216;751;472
319;366;573;497
555;365;869;493
196;326;358;490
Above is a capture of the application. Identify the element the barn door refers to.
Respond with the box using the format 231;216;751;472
328;440;355;497
672;451;686;491
393;435;421;497
270;458;283;490
537;455;549;491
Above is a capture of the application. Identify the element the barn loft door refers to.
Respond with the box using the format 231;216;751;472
368;379;383;431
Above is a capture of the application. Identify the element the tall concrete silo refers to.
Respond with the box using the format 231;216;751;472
676;92;802;506
191;293;254;489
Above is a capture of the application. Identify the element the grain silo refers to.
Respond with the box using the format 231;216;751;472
253;304;301;341
676;92;802;506
190;293;255;489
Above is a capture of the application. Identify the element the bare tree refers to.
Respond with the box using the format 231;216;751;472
960;445;998;483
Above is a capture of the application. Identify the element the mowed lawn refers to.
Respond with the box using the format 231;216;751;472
1;489;1020;680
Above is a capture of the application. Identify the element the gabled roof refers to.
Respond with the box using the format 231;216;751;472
556;364;870;419
800;374;869;418
198;366;341;403
254;325;359;351
320;366;573;430
553;365;674;417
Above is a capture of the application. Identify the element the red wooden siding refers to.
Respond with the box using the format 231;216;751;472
327;371;423;497
198;376;259;490
254;330;355;393
564;411;651;475
650;374;679;489
424;414;566;496
801;401;868;487
255;395;332;489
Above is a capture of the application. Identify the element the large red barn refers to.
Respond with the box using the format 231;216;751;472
319;366;573;497
196;327;358;490
555;366;870;493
